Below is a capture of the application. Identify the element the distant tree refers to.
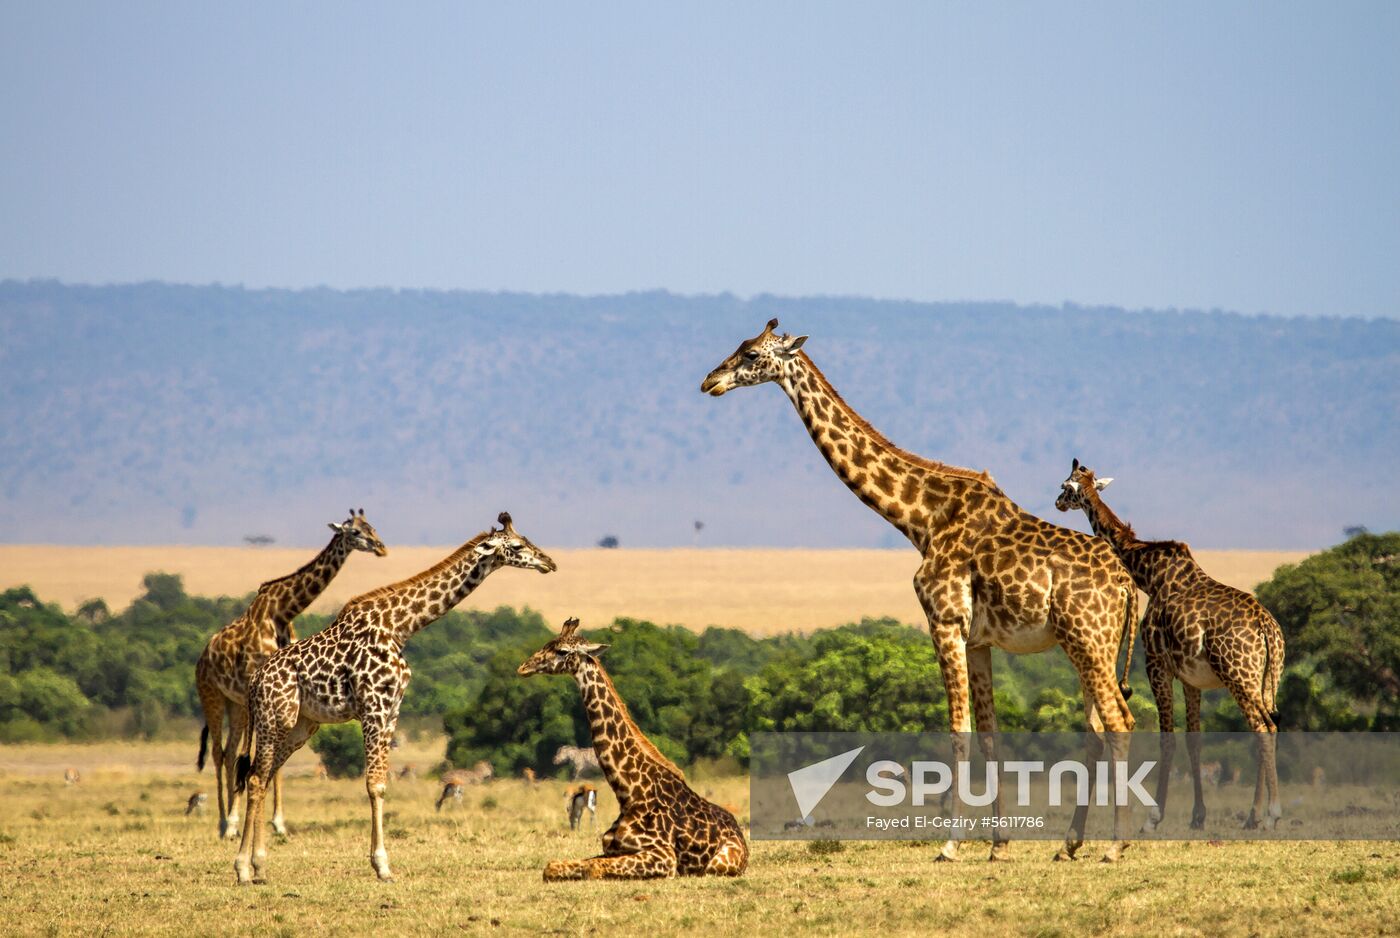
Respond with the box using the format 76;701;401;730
138;572;186;612
310;722;365;778
1256;531;1400;728
243;534;275;546
597;535;620;549
1343;525;1370;539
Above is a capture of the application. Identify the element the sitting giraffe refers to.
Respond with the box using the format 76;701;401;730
566;784;598;831
233;513;555;885
517;618;748;879
196;510;387;838
1056;459;1284;830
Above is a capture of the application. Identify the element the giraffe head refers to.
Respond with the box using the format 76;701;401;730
1054;458;1114;513
328;508;389;556
516;617;608;676
700;318;808;396
475;512;558;574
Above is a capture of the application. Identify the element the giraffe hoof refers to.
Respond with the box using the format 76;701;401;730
1052;848;1078;862
933;850;961;863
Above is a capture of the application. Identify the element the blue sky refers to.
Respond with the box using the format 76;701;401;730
2;2;1397;317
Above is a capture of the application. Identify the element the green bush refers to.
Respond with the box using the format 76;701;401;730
309;722;365;778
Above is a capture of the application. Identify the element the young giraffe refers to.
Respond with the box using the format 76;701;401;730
1056;459;1284;830
232;512;557;885
517;618;748;879
195;510;387;839
703;319;1139;862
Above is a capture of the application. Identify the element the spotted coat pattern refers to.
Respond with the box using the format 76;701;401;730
518;619;748;879
1057;460;1284;831
231;513;556;885
195;511;387;839
702;320;1140;861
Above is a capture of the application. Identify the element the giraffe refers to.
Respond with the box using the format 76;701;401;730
1055;459;1284;830
195;509;387;839
517;618;748;880
232;512;556;885
702;319;1140;861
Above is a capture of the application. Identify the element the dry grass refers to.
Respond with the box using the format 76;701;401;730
1;742;1396;937
0;546;1309;635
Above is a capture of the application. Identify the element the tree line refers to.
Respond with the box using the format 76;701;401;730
2;533;1395;767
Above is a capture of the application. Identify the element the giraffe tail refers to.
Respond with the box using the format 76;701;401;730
233;699;255;794
197;724;209;772
1117;586;1137;701
1262;613;1284;717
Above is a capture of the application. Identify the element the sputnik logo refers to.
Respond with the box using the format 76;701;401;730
786;746;865;819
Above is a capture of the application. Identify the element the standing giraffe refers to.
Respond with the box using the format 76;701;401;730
1055;459;1284;830
195;510;387;839
702;319;1139;861
232;513;556;885
517;618;747;879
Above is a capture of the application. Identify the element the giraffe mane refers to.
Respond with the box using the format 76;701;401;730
798;352;1001;490
347;530;493;604
590;661;687;781
251;534;342;594
1084;486;1193;558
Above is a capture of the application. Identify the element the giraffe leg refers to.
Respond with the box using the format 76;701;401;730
195;668;229;839
223;703;247;840
1227;680;1279;830
1184;685;1206;829
546;837;678;881
269;770;286;836
968;645;1010;862
703;835;748;876
362;720;396;881
1141;654;1176;833
915;563;973;863
1054;689;1104;862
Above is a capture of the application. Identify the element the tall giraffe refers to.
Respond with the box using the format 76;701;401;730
232;513;556;885
702;319;1139;861
517;618;748;879
195;509;387;839
1056;459;1284;830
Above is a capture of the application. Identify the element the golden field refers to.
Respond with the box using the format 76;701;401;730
1;740;1396;937
0;546;1309;635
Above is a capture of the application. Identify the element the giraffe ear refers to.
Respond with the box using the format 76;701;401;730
783;334;808;355
578;642;609;656
474;542;498;557
1095;477;1114;491
328;522;346;533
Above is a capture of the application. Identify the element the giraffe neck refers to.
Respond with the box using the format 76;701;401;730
573;658;683;809
373;536;498;651
1077;487;1143;557
255;534;356;646
1077;487;1197;594
778;352;993;544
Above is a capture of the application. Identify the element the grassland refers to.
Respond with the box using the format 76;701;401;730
0;546;1309;635
2;741;1396;937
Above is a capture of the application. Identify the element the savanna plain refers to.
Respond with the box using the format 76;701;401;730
3;546;1397;936
2;740;1397;937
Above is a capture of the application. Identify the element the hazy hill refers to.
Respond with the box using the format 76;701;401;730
0;281;1395;549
